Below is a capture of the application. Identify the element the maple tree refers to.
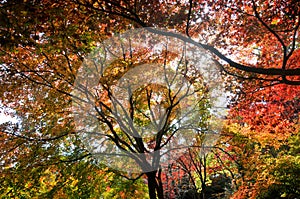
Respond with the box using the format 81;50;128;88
0;0;135;198
73;0;300;83
161;138;236;199
159;73;300;198
1;0;300;199
221;69;300;199
220;54;300;198
71;28;218;199
219;122;300;199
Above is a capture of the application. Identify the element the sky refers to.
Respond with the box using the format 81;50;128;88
0;103;18;124
0;112;16;124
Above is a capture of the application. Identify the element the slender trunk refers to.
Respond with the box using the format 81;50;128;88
202;154;207;199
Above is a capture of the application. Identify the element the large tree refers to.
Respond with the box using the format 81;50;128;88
1;0;299;198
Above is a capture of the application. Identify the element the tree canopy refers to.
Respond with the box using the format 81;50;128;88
0;0;299;199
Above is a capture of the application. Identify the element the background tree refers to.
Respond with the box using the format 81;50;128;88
220;78;300;198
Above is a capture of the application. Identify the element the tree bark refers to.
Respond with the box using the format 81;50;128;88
146;171;164;199
156;169;164;199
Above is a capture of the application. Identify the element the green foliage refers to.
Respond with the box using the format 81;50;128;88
0;160;148;199
257;132;300;199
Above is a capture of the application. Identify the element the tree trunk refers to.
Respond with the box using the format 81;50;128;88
156;169;164;199
146;171;164;199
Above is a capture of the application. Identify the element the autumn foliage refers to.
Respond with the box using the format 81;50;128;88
0;0;299;199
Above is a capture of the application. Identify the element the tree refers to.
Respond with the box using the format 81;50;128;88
222;78;300;198
1;1;221;197
71;28;221;198
2;0;299;81
1;0;299;198
167;135;236;199
0;0;141;198
220;123;300;199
